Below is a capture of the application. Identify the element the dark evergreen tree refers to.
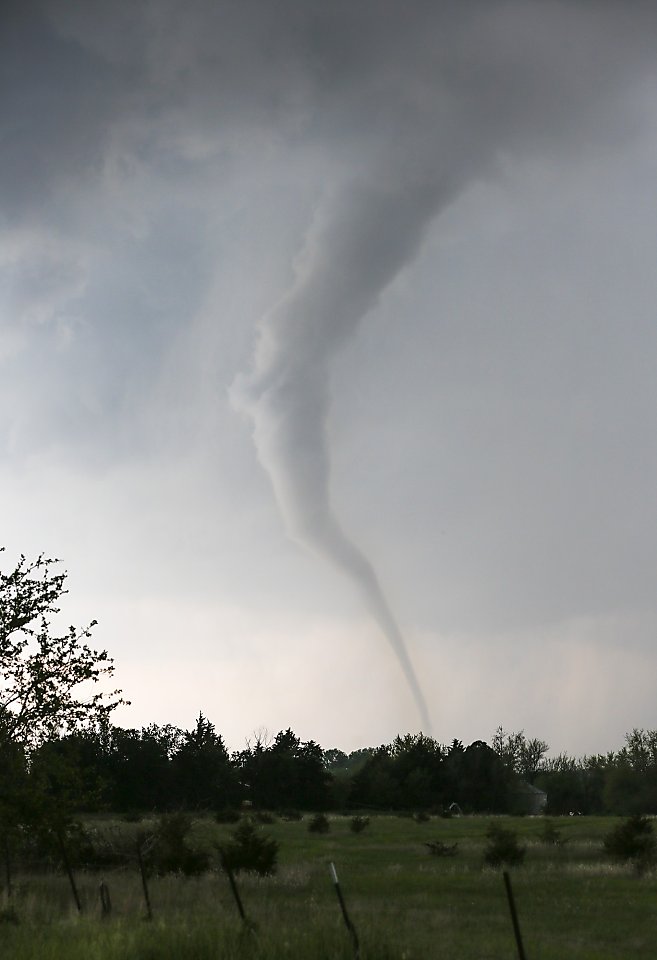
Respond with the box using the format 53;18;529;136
236;729;331;810
170;713;238;809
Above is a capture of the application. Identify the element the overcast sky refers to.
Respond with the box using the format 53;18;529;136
2;0;657;756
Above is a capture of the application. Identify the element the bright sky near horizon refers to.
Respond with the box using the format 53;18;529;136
2;0;657;757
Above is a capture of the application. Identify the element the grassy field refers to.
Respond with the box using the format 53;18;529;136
2;814;656;958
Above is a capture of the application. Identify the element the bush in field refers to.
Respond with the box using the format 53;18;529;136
483;822;526;867
279;809;302;821
425;839;458;857
350;815;370;833
603;815;656;873
255;811;277;824
215;808;241;824
413;811;430;823
26;816;98;871
540;819;567;847
219;819;278;876
150;812;209;876
121;810;143;823
308;813;330;834
80;825;135;869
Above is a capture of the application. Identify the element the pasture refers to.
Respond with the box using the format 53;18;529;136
2;814;656;959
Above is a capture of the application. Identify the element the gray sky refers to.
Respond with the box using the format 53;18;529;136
2;0;657;756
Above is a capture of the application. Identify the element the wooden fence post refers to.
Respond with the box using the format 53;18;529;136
503;870;527;960
329;862;360;960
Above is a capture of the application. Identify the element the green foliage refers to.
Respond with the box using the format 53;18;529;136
121;810;143;823
3;815;657;958
236;729;331;811
603;815;656;873
219;818;278;876
492;727;549;783
170;713;237;809
149;813;210;876
425;839;458;857
483;822;526;868
446;741;515;813
103;724;183;811
0;906;19;925
308;813;330;833
0;551;124;748
215;808;241;824
255;811;276;824
349;815;369;833
539;819;567;847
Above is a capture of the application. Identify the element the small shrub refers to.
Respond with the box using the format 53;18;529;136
539;819;567;847
483;823;526;868
413;811;430;823
215;808;241;824
350;815;370;834
219;819;278;876
121;810;143;823
308;813;330;834
425;840;458;857
255;811;277;824
150;812;210;876
604;815;656;874
28;820;96;870
81;826;133;869
279;809;303;821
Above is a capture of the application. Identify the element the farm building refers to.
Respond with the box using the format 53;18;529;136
515;781;548;815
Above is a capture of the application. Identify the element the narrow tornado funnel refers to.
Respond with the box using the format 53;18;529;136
231;171;450;733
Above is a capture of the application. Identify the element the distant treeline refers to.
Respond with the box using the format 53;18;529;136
15;717;657;817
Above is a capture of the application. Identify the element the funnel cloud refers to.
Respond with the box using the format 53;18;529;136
3;0;657;750
231;168;466;730
230;0;657;731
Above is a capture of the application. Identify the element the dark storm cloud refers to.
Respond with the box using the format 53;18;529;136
2;0;657;735
223;1;657;725
0;0;130;219
5;1;656;214
3;0;656;478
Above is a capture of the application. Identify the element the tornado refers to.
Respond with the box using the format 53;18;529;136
231;168;461;733
229;0;657;734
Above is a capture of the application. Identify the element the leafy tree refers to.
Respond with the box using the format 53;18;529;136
219;819;278;876
103;725;182;811
307;812;330;833
0;551;125;747
149;812;210;876
492;727;549;783
0;730;29;893
236;728;331;810
350;815;370;833
603;815;656;874
483;823;526;868
323;748;348;770
599;730;657;814
0;551;126;881
170;712;238;809
619;729;657;772
348;745;398;809
446;741;513;813
349;736;446;811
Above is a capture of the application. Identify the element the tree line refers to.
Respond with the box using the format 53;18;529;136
14;718;657;818
2;550;657;825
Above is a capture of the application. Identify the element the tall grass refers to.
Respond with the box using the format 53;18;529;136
2;815;656;958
